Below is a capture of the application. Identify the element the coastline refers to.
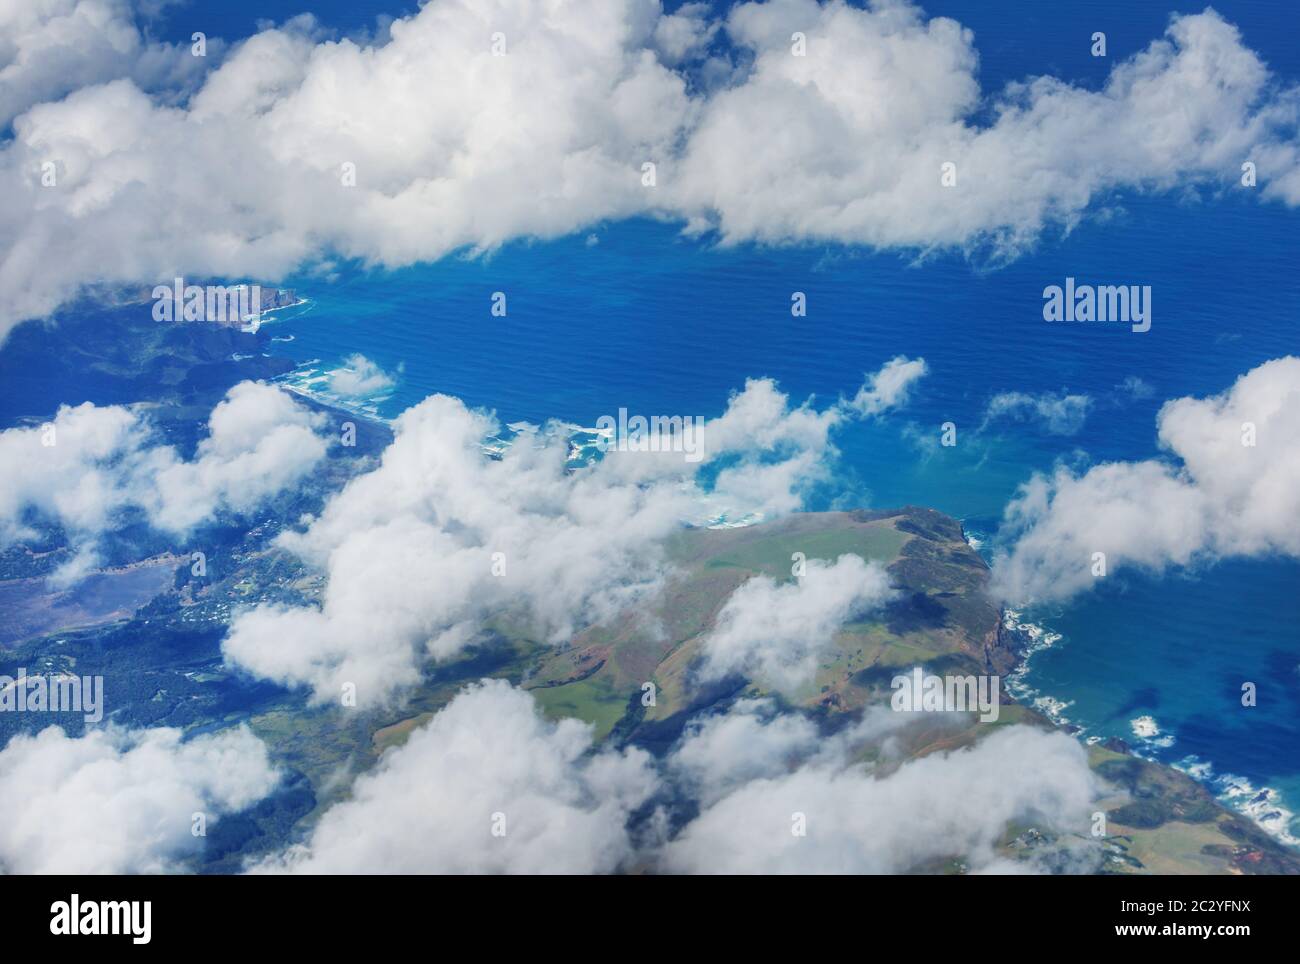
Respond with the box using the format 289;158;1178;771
959;526;1300;853
997;603;1300;852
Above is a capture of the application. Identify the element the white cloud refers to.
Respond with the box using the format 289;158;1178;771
327;353;396;397
224;370;895;705
0;380;330;559
668;697;911;805
146;380;330;533
672;1;1300;257
844;354;929;417
651;1;718;66
253;679;657;873
697;553;895;693
2;2;1298;342
669;699;821;805
0;398;142;544
0;0;215;128
660;723;1097;873
982;389;1092;436
992;356;1300;603
0;723;278;873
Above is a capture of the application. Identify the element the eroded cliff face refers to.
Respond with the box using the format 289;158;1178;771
856;506;1019;677
981;615;1021;676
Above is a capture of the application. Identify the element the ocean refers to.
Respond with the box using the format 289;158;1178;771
16;0;1300;842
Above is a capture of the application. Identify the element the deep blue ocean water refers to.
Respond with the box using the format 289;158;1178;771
9;1;1300;840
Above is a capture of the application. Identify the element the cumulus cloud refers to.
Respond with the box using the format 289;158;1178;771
844;354;928;417
651;1;719;66
223;367;911;706
660;723;1098;873
982;389;1092;436
327;353;396;397
992;356;1300;603
3;2;1299;342
672;1;1300;257
697;553;895;692
0;380;329;563
146;380;331;533
253;679;657;873
668;697;913;805
669;699;821;805
0;0;216;128
0;399;141;545
0;723;278;873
